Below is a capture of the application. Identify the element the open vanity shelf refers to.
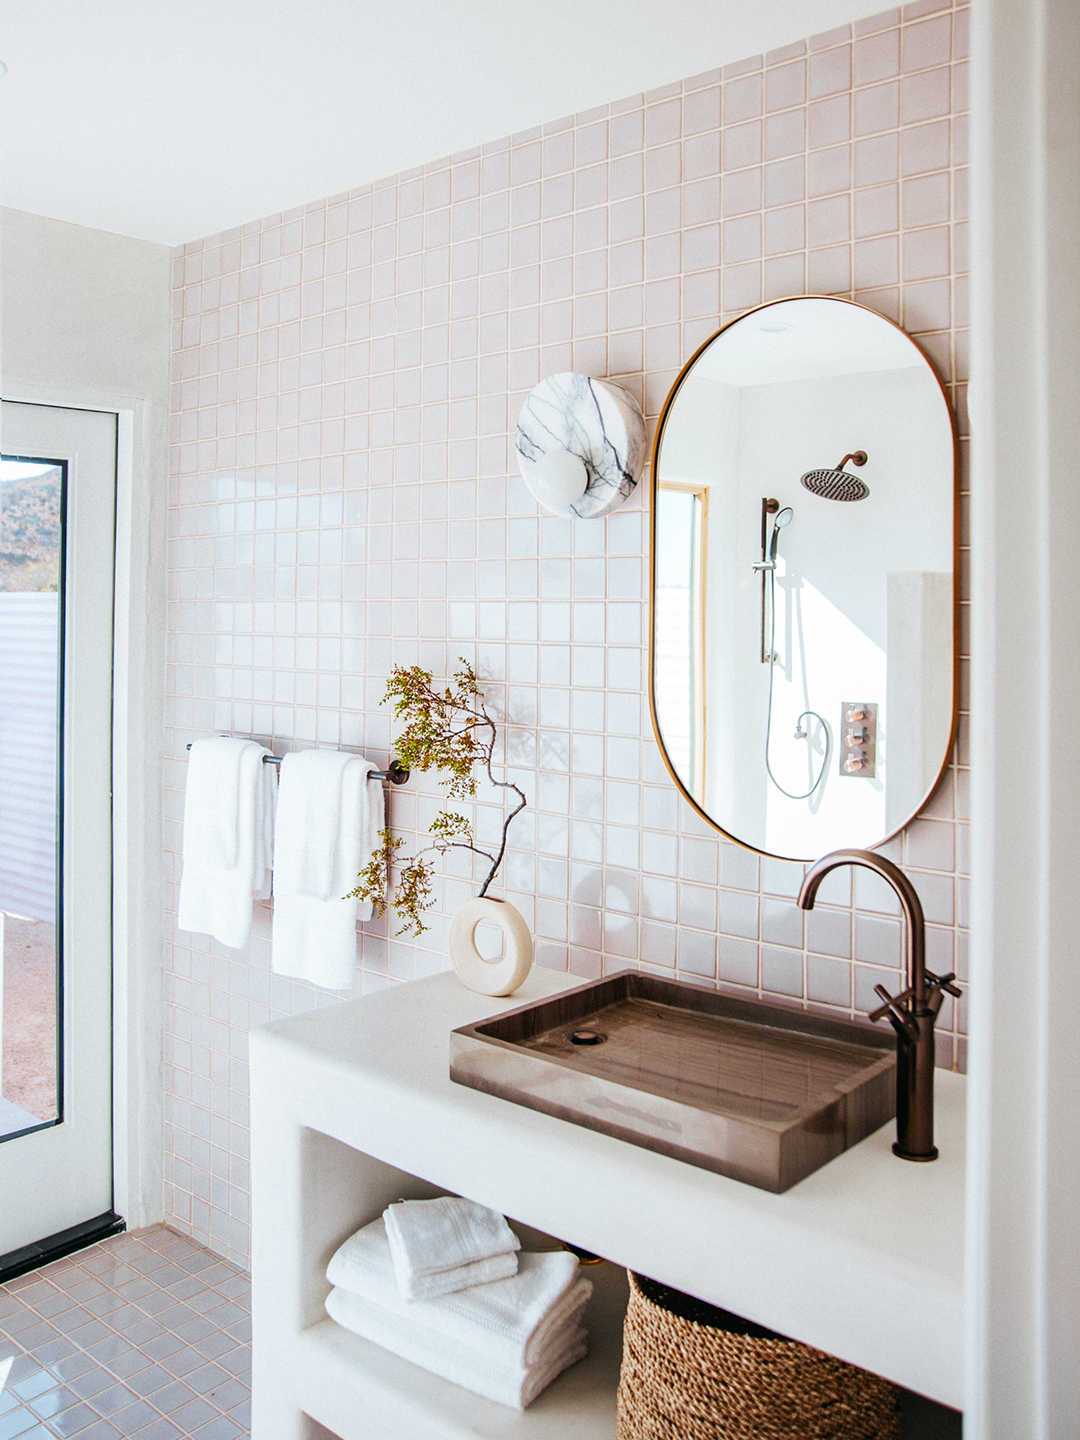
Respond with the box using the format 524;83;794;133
249;969;966;1439
280;1263;628;1440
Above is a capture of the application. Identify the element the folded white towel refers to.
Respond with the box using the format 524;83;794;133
271;750;381;989
177;737;276;950
384;1197;520;1300
325;1285;587;1410
327;1217;590;1366
391;1249;519;1302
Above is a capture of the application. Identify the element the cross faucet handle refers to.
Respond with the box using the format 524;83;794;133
926;970;962;998
922;969;961;1018
869;983;919;1043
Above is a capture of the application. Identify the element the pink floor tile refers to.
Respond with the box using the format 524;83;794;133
0;1229;250;1440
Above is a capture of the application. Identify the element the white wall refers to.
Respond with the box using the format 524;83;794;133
968;0;1080;1432
0;207;172;1228
1;209;171;403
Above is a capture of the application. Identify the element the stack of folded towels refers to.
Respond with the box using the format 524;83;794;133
324;1196;592;1410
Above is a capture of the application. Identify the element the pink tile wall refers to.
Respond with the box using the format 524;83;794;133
166;0;969;1265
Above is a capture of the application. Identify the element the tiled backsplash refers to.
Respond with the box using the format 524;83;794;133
165;0;969;1265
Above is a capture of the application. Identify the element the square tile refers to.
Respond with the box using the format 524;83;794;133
190;1417;244;1440
37;1400;100;1437
11;1374;58;1405
158;1399;216;1433
0;1409;39;1440
188;1334;236;1364
103;1401;158;1436
137;1339;184;1367
127;1424;182;1440
201;1377;248;1412
83;1387;138;1420
182;1365;229;1397
121;1370;173;1402
100;1353;151;1384
65;1372;115;1404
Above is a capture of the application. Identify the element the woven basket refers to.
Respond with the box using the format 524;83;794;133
617;1272;899;1440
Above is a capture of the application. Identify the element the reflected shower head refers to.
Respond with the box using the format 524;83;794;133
800;451;870;502
768;506;794;560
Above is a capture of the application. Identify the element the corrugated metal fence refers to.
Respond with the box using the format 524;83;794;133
0;593;58;924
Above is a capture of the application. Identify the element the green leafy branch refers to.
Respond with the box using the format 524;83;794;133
347;660;527;936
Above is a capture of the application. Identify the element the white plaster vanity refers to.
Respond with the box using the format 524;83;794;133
249;968;965;1439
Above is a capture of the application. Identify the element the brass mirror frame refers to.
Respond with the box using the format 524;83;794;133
647;295;961;861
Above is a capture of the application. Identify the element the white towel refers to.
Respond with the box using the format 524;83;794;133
384;1197;521;1300
325;1285;587;1411
177;737;276;950
327;1217;590;1367
271;750;382;988
390;1249;519;1302
354;759;384;925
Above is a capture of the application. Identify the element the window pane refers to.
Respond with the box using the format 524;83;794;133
655;487;703;787
0;457;62;1137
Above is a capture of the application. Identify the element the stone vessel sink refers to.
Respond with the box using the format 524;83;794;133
450;971;896;1193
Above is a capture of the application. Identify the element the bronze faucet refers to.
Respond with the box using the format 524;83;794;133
797;848;960;1162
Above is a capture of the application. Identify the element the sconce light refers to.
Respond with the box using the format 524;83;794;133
515;373;647;519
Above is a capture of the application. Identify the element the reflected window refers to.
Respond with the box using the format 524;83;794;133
654;484;707;796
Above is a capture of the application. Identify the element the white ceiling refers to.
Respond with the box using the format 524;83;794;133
0;1;886;248
696;299;925;386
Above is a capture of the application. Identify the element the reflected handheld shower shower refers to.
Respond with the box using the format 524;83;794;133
769;505;793;561
758;505;830;801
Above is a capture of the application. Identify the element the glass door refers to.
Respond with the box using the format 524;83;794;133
0;401;117;1260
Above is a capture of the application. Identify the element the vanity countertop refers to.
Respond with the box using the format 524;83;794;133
253;966;965;1411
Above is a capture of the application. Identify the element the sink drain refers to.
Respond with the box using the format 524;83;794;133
569;1030;605;1046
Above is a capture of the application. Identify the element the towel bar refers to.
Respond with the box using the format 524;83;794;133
185;743;409;785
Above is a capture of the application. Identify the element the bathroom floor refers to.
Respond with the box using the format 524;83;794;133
0;1226;959;1440
0;1227;249;1440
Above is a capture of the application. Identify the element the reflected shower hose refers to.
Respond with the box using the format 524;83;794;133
763;512;830;800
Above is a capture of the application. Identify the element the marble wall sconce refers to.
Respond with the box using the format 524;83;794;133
515;373;647;519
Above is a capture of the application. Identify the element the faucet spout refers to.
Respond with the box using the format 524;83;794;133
798;848;958;1163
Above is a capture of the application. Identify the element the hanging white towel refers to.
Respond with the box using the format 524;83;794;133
177;737;276;950
324;1285;587;1411
384;1197;521;1300
326;1217;590;1367
271;749;381;988
354;758;384;925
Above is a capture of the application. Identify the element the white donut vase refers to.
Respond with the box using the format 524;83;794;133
448;896;534;997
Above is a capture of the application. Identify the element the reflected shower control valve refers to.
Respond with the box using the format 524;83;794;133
840;701;878;778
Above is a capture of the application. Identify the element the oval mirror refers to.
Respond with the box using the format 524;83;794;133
649;296;957;861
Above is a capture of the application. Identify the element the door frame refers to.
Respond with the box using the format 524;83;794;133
2;378;166;1233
